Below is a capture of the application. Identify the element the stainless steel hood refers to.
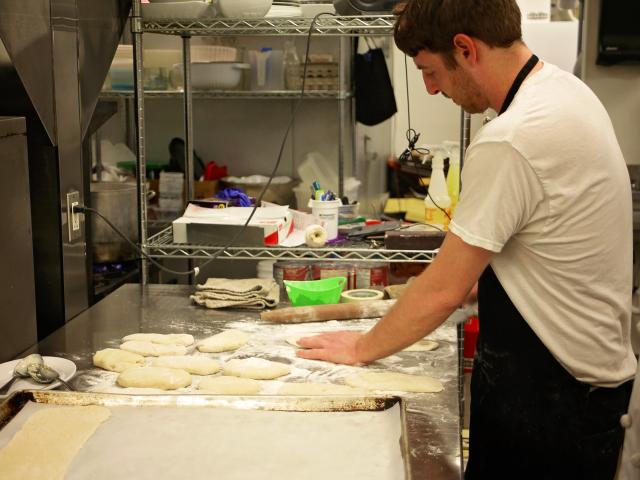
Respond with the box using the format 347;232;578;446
0;0;131;339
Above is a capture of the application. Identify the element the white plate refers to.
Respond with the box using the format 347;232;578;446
0;356;77;395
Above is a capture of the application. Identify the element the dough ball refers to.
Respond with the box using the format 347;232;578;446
93;348;144;372
149;356;220;376
117;366;192;390
120;341;187;357
278;382;366;396
403;339;439;352
344;371;443;393
197;376;261;395
197;330;249;353
222;358;291;380
122;333;194;346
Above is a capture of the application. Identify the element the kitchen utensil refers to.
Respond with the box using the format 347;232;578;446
284;277;346;306
333;0;400;14
0;357;77;394
0;354;43;395
171;62;250;90
27;363;74;391
260;298;395;323
142;1;217;18
218;0;273;18
90;182;139;263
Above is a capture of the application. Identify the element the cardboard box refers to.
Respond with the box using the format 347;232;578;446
172;204;293;246
148;179;219;204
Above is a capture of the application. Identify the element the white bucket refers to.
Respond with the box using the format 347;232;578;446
308;199;341;240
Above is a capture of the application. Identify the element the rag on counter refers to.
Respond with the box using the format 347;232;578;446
190;278;279;310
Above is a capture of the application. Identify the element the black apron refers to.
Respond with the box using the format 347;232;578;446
464;56;632;480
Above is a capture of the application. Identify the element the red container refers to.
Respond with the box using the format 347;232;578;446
463;315;480;373
273;262;310;300
311;262;356;290
354;262;390;289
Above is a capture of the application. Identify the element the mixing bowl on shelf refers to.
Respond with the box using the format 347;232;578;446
217;0;273;18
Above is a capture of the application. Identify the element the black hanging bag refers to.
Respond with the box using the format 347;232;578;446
354;38;397;126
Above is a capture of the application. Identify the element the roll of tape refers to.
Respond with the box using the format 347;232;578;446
340;289;384;303
305;224;328;248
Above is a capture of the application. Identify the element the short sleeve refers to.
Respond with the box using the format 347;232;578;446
449;141;544;252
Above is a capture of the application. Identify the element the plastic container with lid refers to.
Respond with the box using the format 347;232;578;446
425;155;451;231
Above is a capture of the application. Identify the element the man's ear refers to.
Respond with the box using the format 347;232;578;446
452;33;478;66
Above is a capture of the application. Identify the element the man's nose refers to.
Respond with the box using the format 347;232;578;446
423;77;440;95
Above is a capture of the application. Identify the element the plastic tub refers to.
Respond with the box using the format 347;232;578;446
308;198;341;240
283;277;346;307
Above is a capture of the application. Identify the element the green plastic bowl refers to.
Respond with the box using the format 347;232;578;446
284;277;347;307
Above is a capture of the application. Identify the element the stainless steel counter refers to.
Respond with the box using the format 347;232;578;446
21;283;462;479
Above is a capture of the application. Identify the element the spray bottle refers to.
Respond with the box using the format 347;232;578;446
425;155;451;230
446;152;460;215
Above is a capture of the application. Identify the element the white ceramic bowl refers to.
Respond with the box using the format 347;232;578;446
190;62;250;89
142;1;216;18
218;0;273;18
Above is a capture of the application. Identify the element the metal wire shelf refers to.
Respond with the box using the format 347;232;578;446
100;89;352;100
138;15;395;36
146;226;437;263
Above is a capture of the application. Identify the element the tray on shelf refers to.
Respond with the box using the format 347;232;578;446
145;226;438;263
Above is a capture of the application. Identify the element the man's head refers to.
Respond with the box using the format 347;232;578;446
394;0;523;113
394;0;522;66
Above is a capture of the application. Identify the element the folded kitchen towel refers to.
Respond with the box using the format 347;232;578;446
191;278;279;310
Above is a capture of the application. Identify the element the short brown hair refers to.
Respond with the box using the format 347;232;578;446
394;0;523;66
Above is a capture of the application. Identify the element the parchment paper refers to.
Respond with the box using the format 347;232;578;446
0;401;405;480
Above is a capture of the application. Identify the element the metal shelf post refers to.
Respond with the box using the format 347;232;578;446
132;0;149;284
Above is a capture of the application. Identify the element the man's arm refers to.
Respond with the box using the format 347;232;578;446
297;232;494;364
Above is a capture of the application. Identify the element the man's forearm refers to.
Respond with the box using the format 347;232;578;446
354;233;494;364
354;267;460;363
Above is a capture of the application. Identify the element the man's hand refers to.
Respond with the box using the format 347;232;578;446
296;331;365;365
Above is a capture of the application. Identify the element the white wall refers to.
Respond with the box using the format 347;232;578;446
390;20;580;155
580;0;640;165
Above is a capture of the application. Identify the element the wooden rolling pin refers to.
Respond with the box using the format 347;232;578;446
260;300;396;324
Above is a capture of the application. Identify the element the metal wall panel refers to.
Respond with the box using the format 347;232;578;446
0;117;38;361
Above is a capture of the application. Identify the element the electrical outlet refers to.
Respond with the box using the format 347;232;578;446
66;190;81;242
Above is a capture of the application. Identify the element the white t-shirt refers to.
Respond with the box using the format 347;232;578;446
449;62;636;387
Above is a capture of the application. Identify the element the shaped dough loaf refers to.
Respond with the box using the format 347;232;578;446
222;358;290;380
122;333;194;346
345;371;443;393
197;330;249;353
198;376;261;395
117;366;192;390
120;341;187;357
93;348;144;372
0;406;111;480
403;339;439;352
149;355;220;375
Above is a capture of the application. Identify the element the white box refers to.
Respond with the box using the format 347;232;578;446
172;204;293;246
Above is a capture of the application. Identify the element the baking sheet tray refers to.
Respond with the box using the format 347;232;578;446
0;391;411;480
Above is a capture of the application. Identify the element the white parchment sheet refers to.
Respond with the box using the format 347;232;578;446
0;401;406;480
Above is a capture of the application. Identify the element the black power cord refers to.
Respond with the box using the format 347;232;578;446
82;12;338;278
398;54;451;222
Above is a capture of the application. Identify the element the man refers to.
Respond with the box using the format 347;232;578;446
297;1;636;478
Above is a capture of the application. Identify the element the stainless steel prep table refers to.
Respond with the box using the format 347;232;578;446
17;283;462;479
